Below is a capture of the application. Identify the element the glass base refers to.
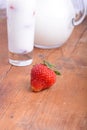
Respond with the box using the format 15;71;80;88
9;51;33;66
0;9;6;19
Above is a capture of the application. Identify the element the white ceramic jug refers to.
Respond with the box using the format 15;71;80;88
35;0;86;49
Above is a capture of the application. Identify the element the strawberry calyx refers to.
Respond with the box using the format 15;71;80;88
43;60;61;75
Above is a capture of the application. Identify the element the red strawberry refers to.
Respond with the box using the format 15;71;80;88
30;61;61;92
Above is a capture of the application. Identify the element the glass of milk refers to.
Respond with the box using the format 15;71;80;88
6;0;36;66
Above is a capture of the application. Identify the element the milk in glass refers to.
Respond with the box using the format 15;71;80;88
7;0;36;66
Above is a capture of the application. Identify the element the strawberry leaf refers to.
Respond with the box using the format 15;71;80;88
54;70;61;75
43;60;53;68
43;60;61;75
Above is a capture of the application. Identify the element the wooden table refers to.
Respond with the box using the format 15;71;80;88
0;17;87;130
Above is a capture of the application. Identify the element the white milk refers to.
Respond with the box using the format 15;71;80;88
35;0;75;48
7;0;35;53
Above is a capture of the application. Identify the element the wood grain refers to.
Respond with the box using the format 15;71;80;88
0;17;87;130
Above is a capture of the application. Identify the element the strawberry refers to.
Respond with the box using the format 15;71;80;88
30;60;61;92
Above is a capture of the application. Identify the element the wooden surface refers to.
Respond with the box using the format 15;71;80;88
0;17;87;130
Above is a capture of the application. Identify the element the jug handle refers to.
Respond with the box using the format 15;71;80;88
72;2;87;26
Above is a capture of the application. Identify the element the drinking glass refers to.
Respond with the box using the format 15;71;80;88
6;0;36;66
